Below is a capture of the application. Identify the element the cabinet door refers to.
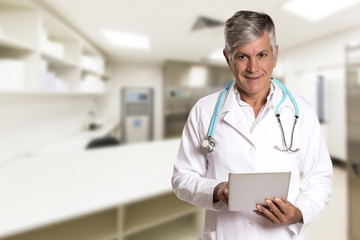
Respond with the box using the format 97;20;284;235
347;92;360;240
347;46;360;240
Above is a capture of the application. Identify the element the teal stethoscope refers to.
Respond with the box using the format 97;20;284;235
201;78;300;153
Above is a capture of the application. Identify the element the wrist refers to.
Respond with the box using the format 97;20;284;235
296;208;303;223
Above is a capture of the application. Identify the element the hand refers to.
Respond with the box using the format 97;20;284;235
253;198;303;225
213;182;229;205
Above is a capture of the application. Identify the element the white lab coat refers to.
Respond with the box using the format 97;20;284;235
172;82;333;240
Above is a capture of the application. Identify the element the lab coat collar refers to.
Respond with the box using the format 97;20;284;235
234;81;275;108
219;83;253;144
218;80;283;115
218;82;237;115
218;80;287;145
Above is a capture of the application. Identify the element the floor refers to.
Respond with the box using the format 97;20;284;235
306;164;347;240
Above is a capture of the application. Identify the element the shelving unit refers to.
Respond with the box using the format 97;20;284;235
124;214;200;240
0;0;108;94
3;192;203;240
2;208;119;240
0;35;34;51
0;1;202;239
0;139;204;240
120;193;201;239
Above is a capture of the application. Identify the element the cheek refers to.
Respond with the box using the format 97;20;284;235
232;63;245;74
229;64;238;76
262;61;276;73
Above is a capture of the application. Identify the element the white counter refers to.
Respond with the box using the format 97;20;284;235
0;138;181;238
31;121;120;154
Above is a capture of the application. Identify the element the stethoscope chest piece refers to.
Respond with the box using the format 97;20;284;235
202;136;215;153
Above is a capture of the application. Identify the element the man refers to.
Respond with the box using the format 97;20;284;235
172;10;333;239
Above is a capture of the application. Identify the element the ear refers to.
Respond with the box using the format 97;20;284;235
273;45;279;67
223;49;231;67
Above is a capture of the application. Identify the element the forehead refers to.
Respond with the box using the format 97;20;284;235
232;31;272;54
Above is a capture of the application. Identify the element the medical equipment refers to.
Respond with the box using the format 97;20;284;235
122;88;153;143
201;78;300;153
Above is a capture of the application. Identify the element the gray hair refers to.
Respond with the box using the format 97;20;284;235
224;10;276;59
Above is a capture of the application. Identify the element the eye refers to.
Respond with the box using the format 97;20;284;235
235;55;247;61
258;53;267;58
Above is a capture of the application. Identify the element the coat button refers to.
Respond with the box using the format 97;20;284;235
249;220;256;225
249;146;255;152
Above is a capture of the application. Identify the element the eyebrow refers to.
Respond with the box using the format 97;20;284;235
233;49;270;57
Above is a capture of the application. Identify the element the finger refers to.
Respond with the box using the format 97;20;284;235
273;197;287;213
223;190;228;205
266;199;283;215
223;188;229;198
265;199;286;222
253;209;268;219
256;204;281;224
219;189;228;205
220;194;228;205
222;183;229;205
273;199;301;223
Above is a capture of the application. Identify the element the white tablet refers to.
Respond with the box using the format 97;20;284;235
228;172;291;212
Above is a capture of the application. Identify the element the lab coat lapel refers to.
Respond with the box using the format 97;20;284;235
219;85;255;146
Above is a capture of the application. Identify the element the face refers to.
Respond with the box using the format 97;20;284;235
224;31;278;101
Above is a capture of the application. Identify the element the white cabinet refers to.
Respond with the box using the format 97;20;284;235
119;193;202;240
0;0;109;94
0;139;203;240
2;193;203;240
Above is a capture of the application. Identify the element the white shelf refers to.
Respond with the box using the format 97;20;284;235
0;35;34;51
122;193;198;236
124;214;201;240
0;89;106;96
41;51;78;68
0;0;109;95
81;66;103;76
0;208;118;240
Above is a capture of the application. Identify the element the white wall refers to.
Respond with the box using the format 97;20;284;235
0;62;163;163
0;94;95;163
280;26;360;161
99;62;164;141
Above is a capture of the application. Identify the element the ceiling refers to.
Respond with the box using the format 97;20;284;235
35;0;360;65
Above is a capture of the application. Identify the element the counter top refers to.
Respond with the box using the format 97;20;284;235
31;121;120;155
0;138;181;238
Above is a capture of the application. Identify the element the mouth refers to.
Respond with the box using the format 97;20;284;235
244;75;261;81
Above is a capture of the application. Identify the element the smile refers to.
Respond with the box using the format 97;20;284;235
244;76;261;80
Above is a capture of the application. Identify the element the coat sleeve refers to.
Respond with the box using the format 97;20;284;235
288;103;333;235
171;101;225;211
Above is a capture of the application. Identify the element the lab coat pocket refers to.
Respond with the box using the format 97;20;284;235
202;231;216;240
275;151;300;172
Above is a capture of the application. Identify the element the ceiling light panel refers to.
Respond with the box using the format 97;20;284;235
208;49;224;61
282;0;360;22
102;29;150;50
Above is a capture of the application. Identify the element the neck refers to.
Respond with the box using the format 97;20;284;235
247;97;267;117
238;88;270;117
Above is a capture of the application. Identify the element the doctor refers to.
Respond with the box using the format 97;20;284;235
172;10;333;240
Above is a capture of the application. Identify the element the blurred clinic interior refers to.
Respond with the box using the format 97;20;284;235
0;0;359;239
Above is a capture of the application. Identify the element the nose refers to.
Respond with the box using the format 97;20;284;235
247;58;258;73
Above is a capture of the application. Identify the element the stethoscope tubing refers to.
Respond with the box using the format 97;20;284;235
272;78;299;117
207;80;235;137
203;78;300;153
